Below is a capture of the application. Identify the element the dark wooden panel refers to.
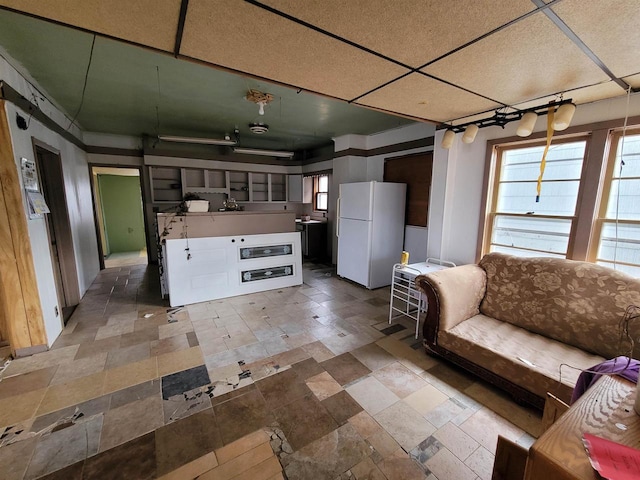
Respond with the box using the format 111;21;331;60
384;152;433;227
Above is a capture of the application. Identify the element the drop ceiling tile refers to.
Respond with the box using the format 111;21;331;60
552;0;640;79
422;11;610;106
0;0;181;51
356;73;499;123
259;0;535;68
180;0;408;101
510;82;627;111
623;74;640;89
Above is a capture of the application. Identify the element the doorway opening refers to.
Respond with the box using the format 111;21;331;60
34;141;81;324
91;166;148;269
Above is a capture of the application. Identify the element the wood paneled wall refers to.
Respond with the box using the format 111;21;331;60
0;100;47;355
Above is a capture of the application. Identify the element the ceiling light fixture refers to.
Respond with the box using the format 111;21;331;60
233;147;294;158
246;89;274;116
517;112;538;137
158;135;237;146
441;129;456;149
440;98;575;149
552;103;576;131
249;122;269;134
462;124;479;144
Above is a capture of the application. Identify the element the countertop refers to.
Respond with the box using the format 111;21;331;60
296;219;326;225
158;211;293;217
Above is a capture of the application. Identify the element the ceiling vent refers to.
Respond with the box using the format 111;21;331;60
249;122;269;134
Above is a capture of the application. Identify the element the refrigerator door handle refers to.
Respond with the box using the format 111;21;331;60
336;197;341;237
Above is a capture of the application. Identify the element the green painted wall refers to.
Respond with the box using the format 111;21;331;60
98;174;146;253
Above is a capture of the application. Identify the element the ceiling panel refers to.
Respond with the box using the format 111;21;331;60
259;0;535;68
0;0;181;52
356;73;499;123
0;9;412;150
624;74;640;89
510;82;627;111
423;11;610;107
552;0;640;79
180;0;408;102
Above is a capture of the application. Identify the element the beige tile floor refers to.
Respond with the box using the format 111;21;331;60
0;262;541;479
103;249;148;268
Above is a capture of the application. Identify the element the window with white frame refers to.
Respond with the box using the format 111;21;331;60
314;174;328;211
485;139;587;258
592;130;640;276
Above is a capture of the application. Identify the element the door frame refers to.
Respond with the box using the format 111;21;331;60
32;139;81;309
88;163;152;269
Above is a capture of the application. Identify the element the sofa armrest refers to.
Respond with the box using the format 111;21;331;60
416;264;487;345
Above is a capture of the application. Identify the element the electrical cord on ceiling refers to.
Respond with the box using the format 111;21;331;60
66;34;96;132
612;86;632;269
22;86;40;129
155;65;161;136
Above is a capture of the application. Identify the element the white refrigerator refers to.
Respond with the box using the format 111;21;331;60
337;181;406;289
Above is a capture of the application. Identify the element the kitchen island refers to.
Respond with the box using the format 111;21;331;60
157;211;302;306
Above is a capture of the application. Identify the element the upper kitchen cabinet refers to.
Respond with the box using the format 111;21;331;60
288;174;303;203
228;171;250;202
270;174;287;202
250;173;269;202
150;167;305;204
181;168;229;195
249;173;288;203
150;167;182;204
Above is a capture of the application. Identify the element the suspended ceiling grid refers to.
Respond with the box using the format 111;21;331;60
0;0;638;131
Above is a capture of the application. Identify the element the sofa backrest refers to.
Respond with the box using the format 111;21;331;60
478;252;640;359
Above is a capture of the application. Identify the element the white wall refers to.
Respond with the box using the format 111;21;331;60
428;92;640;266
332;123;436;264
1;57;100;346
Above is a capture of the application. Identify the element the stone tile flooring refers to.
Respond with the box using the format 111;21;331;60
0;262;541;479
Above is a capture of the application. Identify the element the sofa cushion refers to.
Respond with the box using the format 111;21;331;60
438;314;604;403
478;253;640;359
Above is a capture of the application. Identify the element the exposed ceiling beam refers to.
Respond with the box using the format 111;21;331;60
174;0;190;57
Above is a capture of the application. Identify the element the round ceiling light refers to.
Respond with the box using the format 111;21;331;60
249;122;269;134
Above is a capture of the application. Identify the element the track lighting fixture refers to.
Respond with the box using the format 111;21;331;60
439;99;575;149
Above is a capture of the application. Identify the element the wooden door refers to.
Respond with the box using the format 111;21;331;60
384;152;433;227
34;143;80;322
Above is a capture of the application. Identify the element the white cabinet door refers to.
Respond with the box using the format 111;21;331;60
165;237;235;306
165;233;302;306
288;174;303;202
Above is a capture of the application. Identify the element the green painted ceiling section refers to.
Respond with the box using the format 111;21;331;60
0;9;414;151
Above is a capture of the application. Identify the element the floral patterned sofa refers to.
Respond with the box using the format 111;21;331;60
415;252;640;409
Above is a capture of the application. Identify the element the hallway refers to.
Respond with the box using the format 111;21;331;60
0;263;541;479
